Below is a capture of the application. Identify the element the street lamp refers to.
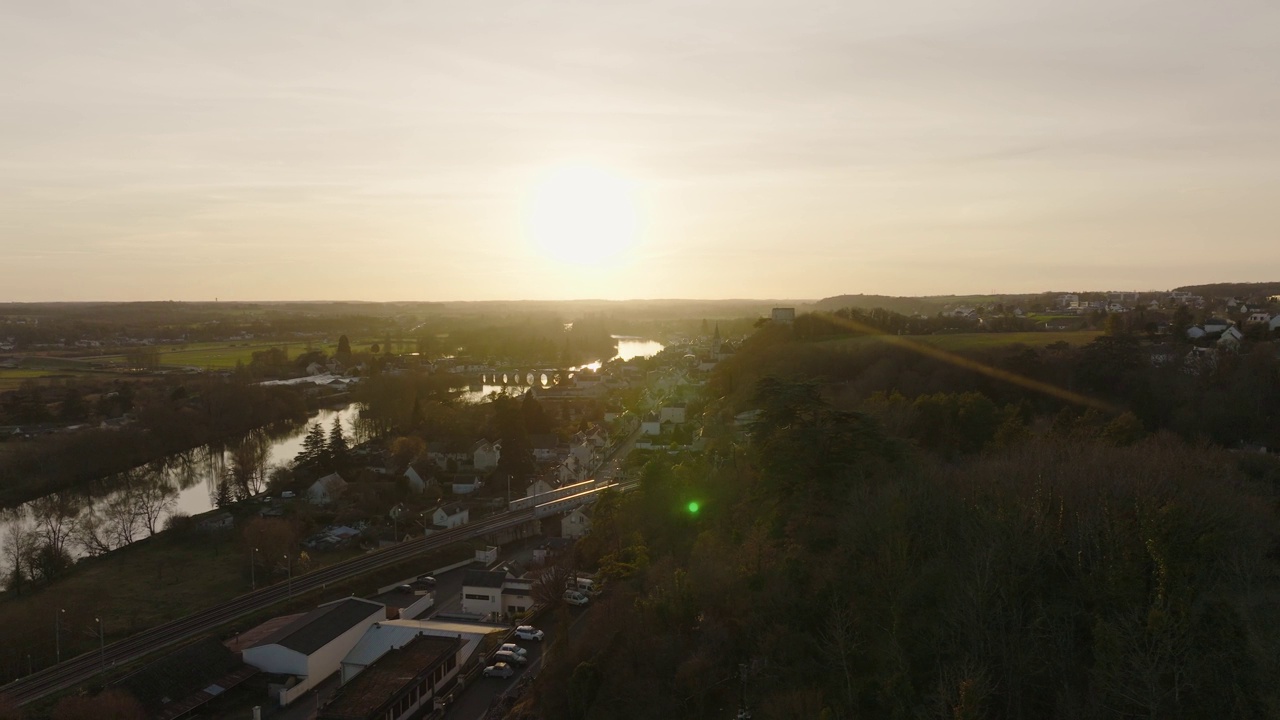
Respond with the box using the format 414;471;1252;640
55;608;65;664
94;617;105;680
251;547;259;590
284;554;292;599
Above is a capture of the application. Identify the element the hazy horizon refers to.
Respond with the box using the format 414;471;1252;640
4;1;1279;302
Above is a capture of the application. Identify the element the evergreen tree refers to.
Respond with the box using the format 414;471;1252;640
328;418;350;469
296;423;327;468
336;334;351;357
214;477;233;508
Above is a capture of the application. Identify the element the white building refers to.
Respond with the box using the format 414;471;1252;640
771;307;796;324
432;502;469;529
243;598;385;706
641;412;662;436
307;473;348;505
460;570;508;616
659;404;687;425
471;440;501;472
562;507;592;539
403;467;428;494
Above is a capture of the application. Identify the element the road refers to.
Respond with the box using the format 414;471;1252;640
444;605;594;720
1;509;542;706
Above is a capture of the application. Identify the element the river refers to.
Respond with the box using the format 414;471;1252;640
0;336;664;566
459;335;665;403
0;405;361;563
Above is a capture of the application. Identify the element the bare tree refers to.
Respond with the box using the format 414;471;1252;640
1;511;38;593
103;488;140;547
29;493;80;559
71;504;114;556
131;472;177;537
229;431;270;500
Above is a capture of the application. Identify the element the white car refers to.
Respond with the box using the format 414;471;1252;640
499;643;528;657
483;662;515;678
493;650;527;665
515;625;544;641
563;590;590;606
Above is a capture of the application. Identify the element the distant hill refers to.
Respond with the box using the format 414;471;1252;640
807;293;1055;315
1172;282;1280;299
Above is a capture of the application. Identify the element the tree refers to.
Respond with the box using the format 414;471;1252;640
59;387;87;422
336;334;352;358
131;470;178;536
328;418;350;470
242;517;300;574
1172;304;1194;343
295;423;327;468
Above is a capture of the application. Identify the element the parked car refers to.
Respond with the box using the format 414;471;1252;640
499;643;527;657
417;574;437;586
493;650;527;665
515;625;544;641
563;590;590;606
483;662;515;678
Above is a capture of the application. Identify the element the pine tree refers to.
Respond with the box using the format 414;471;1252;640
214;477;233;508
296;423;327;468
328;418;350;470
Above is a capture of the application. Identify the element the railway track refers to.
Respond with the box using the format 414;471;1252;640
2;509;535;706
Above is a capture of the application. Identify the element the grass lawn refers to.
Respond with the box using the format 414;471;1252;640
820;330;1102;353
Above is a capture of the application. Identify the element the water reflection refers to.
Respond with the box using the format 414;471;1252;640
0;405;361;561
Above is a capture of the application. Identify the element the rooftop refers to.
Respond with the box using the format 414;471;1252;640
320;635;460;720
462;569;507;589
115;637;251;719
252;598;383;655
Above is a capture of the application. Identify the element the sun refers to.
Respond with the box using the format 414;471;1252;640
527;164;639;266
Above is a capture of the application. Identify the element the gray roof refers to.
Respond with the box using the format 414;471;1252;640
252;598;383;655
462;570;507;589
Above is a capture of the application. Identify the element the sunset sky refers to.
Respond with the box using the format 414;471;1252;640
3;1;1278;302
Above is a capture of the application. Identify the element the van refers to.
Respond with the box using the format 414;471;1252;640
570;577;596;594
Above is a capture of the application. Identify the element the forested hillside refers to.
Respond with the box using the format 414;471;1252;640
507;321;1280;720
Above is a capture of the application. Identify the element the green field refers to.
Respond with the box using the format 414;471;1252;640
87;338;398;369
0;368;105;392
820;330;1102;353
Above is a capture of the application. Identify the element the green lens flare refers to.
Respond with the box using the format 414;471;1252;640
687;501;700;514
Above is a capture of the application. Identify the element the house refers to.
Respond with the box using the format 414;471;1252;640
562;507;592;539
449;476;481;495
1203;318;1230;334
243;598;386;706
771;307;796;325
659;404;687;425
460;570;508;616
569;437;594;468
431;503;469;529
1186;326;1207;340
641;412;662;436
425;442;469;471
471;440;501;472
458;568;534;618
308;473;349;505
319;635;462;720
529;434;560;463
525;478;555;498
402;467;427;494
1217;326;1245;350
1246;312;1271;325
1271;315;1280;333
